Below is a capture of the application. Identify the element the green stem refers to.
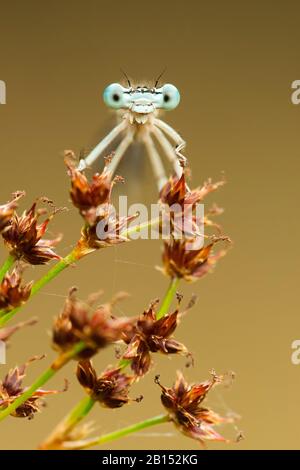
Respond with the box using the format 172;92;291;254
118;358;132;370
0;341;86;423
64;395;95;429
31;252;79;296
156;277;180;320
0;250;80;326
40;395;95;449
122;217;160;238
64;414;170;450
0;254;15;283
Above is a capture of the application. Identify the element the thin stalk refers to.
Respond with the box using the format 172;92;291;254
118;358;131;370
0;341;86;422
0;254;15;283
63;395;95;430
63;414;170;450
31;252;80;296
40;395;95;449
156;277;180;320
122;217;160;238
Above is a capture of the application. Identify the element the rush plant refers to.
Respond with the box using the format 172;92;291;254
0;82;240;449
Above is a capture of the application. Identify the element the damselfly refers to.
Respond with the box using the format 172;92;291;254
78;76;187;190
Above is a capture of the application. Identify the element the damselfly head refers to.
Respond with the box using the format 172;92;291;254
103;82;180;114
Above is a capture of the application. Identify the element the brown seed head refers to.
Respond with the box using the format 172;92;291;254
76;360;135;408
0;191;25;235
52;288;136;359
2;198;63;265
79;211;139;253
161;236;231;282
0;356;62;419
0;268;33;311
122;298;189;377
157;371;233;445
160;173;225;208
65;151;113;224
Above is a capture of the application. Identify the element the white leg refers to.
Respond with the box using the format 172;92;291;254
143;132;167;190
152;125;182;177
106;128;135;175
153;118;187;166
77;120;127;171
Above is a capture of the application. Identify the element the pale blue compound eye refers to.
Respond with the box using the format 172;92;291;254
161;84;180;110
103;83;125;109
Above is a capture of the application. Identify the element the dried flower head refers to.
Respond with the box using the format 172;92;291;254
159;173;226;240
52;288;135;359
0;356;62;419
156;371;232;445
65;151;115;224
76;360;136;408
122;298;189;377
160;172;225;208
2;198;63;265
64;151;139;254
79;211;138;253
0;268;33;312
161;236;231;282
160;173;188;207
0;191;25;235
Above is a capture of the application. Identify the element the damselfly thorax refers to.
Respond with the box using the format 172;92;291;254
78;81;187;190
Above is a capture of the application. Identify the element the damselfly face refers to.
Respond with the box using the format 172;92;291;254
103;83;180;114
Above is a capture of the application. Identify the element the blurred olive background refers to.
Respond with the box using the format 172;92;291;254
0;0;300;450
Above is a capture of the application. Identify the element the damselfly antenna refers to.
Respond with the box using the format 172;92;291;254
154;69;166;88
120;69;131;88
78;77;187;191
